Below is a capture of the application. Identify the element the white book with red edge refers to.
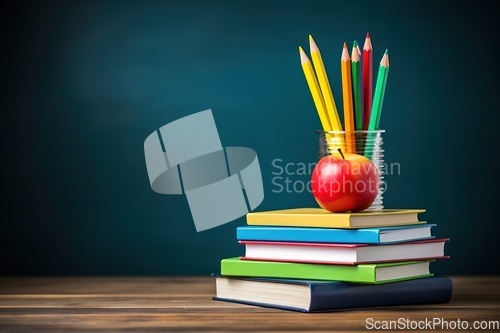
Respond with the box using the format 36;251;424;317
240;238;449;265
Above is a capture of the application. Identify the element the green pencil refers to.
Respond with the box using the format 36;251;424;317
364;50;389;159
351;41;363;131
368;50;390;130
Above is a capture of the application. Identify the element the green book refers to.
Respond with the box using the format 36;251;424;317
221;257;432;284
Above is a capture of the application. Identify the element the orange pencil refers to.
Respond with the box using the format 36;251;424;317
341;43;355;153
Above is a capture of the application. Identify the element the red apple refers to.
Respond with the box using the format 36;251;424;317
311;150;379;213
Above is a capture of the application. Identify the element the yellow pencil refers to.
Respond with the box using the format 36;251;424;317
341;42;355;153
309;35;343;132
299;46;332;131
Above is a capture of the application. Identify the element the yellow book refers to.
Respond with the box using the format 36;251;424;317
246;208;426;229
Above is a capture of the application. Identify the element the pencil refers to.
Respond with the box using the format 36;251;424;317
341;42;355;153
368;50;390;131
309;35;343;132
362;33;373;130
355;40;361;56
351;41;363;131
299;46;332;131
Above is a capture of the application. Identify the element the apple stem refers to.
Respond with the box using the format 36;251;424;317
337;148;345;159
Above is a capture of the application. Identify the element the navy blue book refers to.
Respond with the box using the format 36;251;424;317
214;275;452;312
236;224;435;244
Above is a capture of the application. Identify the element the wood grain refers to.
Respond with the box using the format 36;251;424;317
0;276;498;332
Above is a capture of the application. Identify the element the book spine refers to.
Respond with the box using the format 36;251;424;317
237;227;381;243
245;215;351;228
221;259;377;283
309;276;452;311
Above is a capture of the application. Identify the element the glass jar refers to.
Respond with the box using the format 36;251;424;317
318;130;385;210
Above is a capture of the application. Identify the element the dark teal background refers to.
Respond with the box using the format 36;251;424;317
2;1;499;275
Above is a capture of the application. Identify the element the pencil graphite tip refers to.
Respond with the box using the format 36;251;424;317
366;32;370;39
384;49;388;55
343;42;347;48
353;40;358;47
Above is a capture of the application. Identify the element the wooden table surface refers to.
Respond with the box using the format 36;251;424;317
0;276;498;332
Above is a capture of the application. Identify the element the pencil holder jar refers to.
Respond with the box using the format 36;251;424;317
318;130;385;210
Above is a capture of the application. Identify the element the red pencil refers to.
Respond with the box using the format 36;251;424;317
362;33;373;130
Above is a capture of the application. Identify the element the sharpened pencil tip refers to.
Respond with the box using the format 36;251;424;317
384;49;388;55
341;44;350;61
353;40;357;47
381;52;389;67
355;41;361;56
363;34;373;51
351;43;360;62
299;46;309;64
309;36;318;52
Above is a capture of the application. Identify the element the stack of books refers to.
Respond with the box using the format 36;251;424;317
214;208;452;312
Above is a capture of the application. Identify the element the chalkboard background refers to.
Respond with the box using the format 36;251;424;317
2;0;499;275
